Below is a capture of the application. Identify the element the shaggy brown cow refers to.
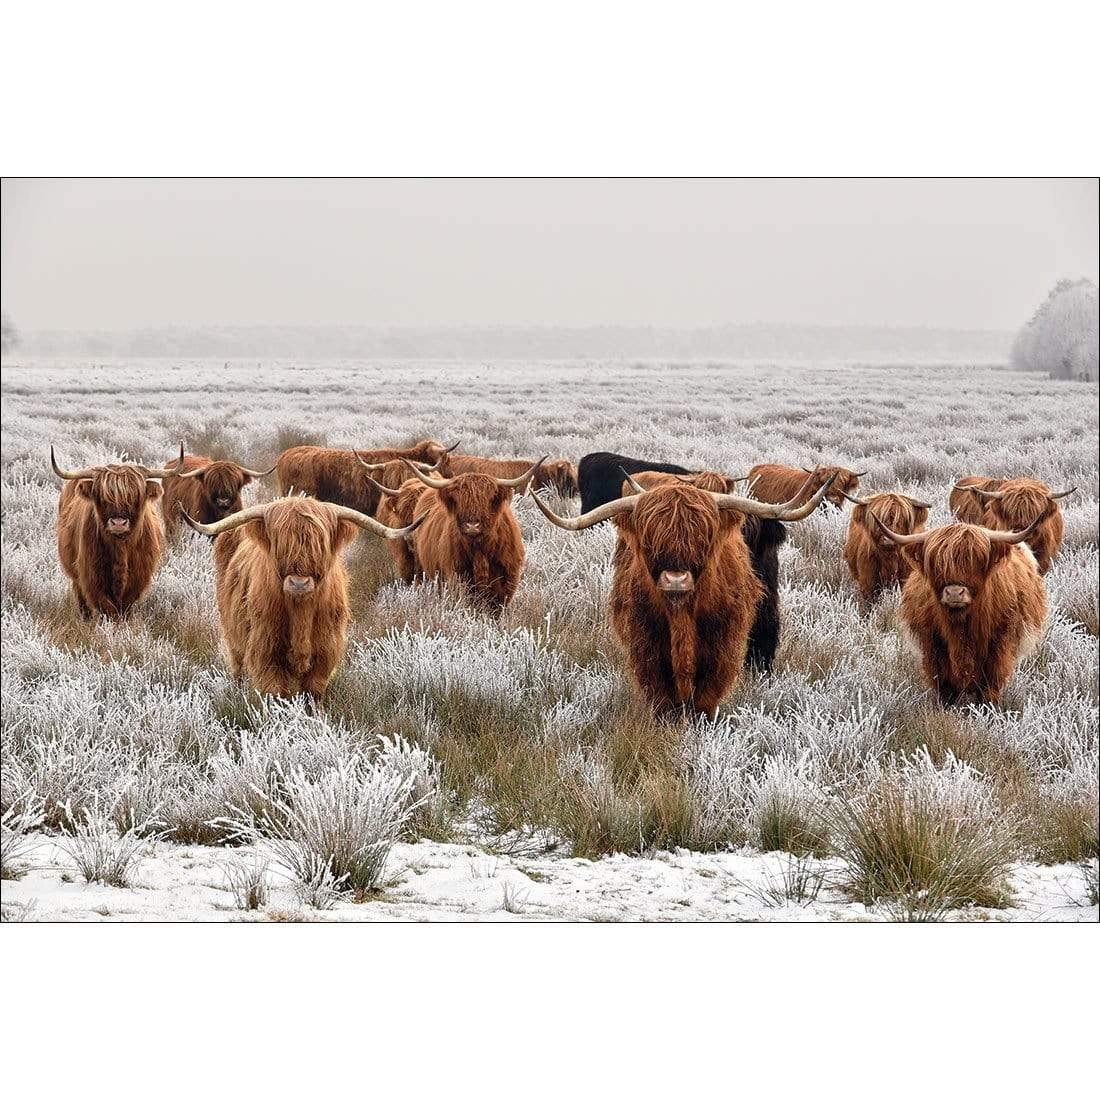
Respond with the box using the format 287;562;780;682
448;454;579;496
275;439;459;516
52;445;184;617
401;459;543;611
876;515;1048;706
948;476;1004;524
181;497;421;697
366;474;438;582
533;470;837;718
161;454;276;534
748;463;865;508
352;454;446;496
951;477;1075;574
841;490;932;603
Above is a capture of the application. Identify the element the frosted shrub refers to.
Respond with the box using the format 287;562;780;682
225;756;421;896
748;755;830;856
1;793;45;879
221;856;272;911
828;751;1017;915
59;796;160;887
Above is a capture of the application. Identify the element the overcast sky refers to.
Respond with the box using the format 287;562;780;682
2;178;1096;331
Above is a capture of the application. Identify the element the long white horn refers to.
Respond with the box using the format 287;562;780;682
532;488;638;531
401;459;452;489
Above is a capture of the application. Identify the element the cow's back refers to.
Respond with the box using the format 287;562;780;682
578;452;692;512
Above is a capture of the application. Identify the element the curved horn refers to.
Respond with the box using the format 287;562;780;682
328;504;425;540
443;441;462;454
366;475;401;498
532;487;638;531
984;515;1044;544
870;512;930;546
904;495;934;509
960;484;1006;500
179;501;272;537
712;472;839;521
135;443;186;480
1048;486;1077;500
800;465;817;474
401;459;452;489
839;489;872;507
353;452;387;472
495;456;547;488
849;470;869;478
238;461;278;479
50;445;101;481
620;467;649;495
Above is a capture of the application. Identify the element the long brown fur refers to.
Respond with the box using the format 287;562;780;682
949;476;1003;524
275;439;454;516
376;478;437;582
448;454;578;496
161;455;262;534
843;493;929;603
57;467;165;617
981;477;1065;574
748;463;861;508
898;523;1048;706
609;482;763;718
412;473;525;611
209;497;361;697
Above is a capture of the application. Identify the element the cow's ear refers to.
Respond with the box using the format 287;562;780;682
244;518;269;552
912;505;929;528
334;518;359;550
900;544;923;571
75;479;94;499
439;488;457;513
145;481;163;500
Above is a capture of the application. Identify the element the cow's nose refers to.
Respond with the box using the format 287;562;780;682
941;584;970;608
658;570;695;593
462;521;483;535
283;574;315;596
107;516;131;533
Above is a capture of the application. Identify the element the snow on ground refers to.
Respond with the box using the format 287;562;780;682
3;836;1095;923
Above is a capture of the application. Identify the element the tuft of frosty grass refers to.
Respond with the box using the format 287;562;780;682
2;360;1097;919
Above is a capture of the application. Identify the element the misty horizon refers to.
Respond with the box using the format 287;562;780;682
3;178;1097;334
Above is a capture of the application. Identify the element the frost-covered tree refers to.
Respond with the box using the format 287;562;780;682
1010;279;1098;380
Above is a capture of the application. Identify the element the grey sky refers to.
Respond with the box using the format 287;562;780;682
2;178;1096;331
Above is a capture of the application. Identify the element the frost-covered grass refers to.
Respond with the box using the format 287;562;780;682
1;358;1097;921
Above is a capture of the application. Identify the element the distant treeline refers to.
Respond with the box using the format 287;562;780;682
1010;279;1098;381
13;323;1011;362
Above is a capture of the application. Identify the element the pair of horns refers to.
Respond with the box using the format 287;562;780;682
958;483;1077;501
840;489;933;509
802;464;869;477
51;443;186;481
178;498;423;540
398;456;547;490
180;459;277;480
353;452;442;475
872;512;1042;546
538;469;839;531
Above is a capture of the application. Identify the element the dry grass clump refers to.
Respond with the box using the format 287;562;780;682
1;795;45;880
827;753;1018;918
221;856;272;911
59;797;160;887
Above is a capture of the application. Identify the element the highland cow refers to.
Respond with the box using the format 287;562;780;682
364;471;438;583
534;470;837;717
180;496;421;697
161;454;276;534
841;490;931;603
626;469;789;672
448;454;579;497
52;445;184;618
951;477;1075;574
875;515;1048;706
748;463;865;509
401;459;543;611
578;452;702;514
949;476;1004;524
275;439;458;516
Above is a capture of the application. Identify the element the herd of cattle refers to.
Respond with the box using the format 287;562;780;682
48;438;1076;716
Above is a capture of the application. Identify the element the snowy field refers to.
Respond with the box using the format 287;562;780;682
2;358;1098;922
